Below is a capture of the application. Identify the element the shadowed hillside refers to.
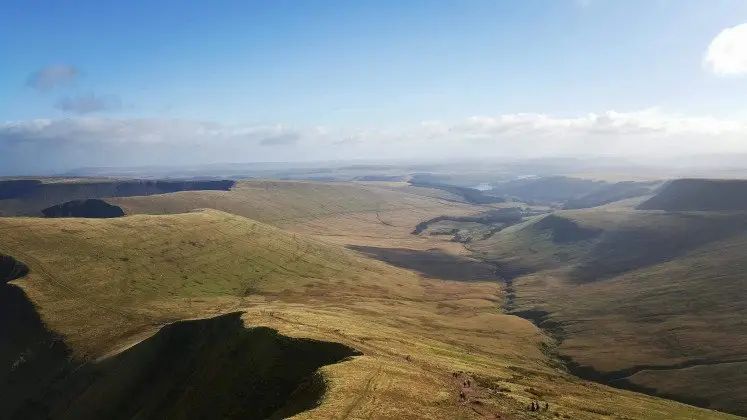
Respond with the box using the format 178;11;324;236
531;214;602;244
12;313;360;420
0;254;29;282
638;178;747;211
563;181;661;209
471;209;747;415
0;180;43;200
0;179;235;216
0;254;74;419
488;176;604;205
407;181;506;204
42;199;125;218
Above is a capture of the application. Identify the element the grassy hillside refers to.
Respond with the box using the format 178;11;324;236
109;180;478;223
471;209;747;415
109;179;490;254
0;210;734;419
639;178;747;211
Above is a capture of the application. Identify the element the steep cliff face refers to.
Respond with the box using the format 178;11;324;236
0;179;236;216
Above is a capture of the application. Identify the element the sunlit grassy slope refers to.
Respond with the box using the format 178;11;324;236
111;179;486;253
0;210;736;419
110;180;462;221
471;209;747;416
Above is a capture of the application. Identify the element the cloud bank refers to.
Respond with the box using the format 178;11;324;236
1;109;746;175
26;65;80;91
705;23;747;76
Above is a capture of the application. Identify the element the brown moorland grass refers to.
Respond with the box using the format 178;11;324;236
0;210;738;419
111;179;488;254
471;208;747;416
110;180;480;223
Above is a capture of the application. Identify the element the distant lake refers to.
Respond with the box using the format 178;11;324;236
473;183;492;191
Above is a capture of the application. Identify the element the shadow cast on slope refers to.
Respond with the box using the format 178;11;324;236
0;254;75;419
42;199;125;218
1;255;360;420
348;245;500;281
571;212;747;283
35;312;361;420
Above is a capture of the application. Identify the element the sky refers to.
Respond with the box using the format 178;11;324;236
2;0;747;175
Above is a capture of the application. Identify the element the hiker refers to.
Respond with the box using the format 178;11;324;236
545;402;549;411
459;390;466;401
466;378;471;387
529;402;535;411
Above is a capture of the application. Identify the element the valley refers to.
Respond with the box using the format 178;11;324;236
0;176;744;419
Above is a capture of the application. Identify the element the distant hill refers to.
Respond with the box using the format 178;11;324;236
488;176;604;205
42;199;125;218
0;179;235;216
638;178;747;211
471;209;747;415
407;180;506;204
563;181;661;209
485;176;660;208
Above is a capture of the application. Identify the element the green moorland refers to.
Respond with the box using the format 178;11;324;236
0;209;736;419
470;208;747;416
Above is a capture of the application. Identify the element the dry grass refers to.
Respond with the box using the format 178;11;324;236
472;208;747;416
111;180;480;223
0;205;737;418
113;179;484;254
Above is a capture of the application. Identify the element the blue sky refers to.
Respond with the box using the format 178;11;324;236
2;0;747;174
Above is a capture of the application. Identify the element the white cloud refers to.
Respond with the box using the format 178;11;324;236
2;109;747;174
705;23;747;76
